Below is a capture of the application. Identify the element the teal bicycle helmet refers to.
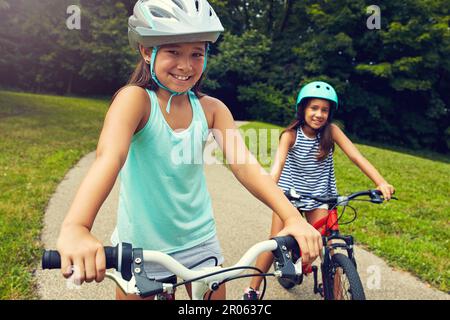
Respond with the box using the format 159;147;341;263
296;81;338;113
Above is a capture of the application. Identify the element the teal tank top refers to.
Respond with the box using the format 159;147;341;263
113;89;216;254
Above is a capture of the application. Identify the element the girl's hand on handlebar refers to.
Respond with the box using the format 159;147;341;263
277;216;323;265
56;225;106;285
376;182;395;201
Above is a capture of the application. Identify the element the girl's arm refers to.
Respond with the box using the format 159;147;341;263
56;86;149;284
211;102;322;264
331;124;395;200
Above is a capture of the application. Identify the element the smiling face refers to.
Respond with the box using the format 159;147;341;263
141;42;206;93
303;98;331;130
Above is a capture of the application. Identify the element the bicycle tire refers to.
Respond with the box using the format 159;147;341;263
277;276;297;290
323;253;366;300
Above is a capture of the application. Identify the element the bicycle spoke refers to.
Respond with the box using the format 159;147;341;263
342;275;351;299
333;267;352;300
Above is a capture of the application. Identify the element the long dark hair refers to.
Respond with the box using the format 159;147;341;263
110;50;205;104
281;98;335;162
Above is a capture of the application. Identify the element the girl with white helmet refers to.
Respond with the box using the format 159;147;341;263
55;0;323;300
243;81;395;300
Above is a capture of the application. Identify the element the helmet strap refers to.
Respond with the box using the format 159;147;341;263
203;43;210;72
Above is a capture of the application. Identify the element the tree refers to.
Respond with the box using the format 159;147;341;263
0;0;448;152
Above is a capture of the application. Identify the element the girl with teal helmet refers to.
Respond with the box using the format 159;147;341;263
294;81;339;161
127;0;224;114
243;80;395;300
56;1;324;301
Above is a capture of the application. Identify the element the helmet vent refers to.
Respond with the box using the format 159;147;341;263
195;0;199;12
150;7;178;20
326;86;330;90
316;85;320;88
171;0;186;12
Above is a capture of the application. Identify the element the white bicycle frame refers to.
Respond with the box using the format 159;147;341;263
105;239;302;300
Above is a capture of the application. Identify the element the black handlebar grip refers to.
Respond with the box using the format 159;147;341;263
104;246;119;270
272;235;300;257
271;235;301;280
42;246;119;270
283;236;300;254
42;250;62;269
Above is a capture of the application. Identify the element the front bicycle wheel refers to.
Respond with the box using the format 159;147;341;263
322;253;365;300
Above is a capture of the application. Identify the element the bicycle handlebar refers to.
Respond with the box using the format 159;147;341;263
285;189;397;207
42;236;301;298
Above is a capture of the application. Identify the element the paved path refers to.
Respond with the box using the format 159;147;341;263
36;122;448;300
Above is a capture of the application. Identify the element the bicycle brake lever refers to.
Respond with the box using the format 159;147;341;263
288;188;301;200
105;272;138;295
370;190;398;203
271;237;301;282
132;248;164;298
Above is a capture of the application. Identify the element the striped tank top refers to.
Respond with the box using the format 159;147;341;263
111;89;216;254
278;126;338;211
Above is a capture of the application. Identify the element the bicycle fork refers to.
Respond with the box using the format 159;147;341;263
312;265;324;297
312;233;357;298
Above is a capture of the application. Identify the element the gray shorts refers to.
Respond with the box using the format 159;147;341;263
315;203;329;210
144;234;224;280
111;233;224;281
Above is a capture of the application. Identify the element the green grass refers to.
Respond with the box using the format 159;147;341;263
0;91;448;298
239;121;450;292
0;90;108;299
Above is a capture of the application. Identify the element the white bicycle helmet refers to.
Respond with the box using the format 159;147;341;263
128;0;224;50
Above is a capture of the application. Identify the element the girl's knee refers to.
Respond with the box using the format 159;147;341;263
306;208;328;224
